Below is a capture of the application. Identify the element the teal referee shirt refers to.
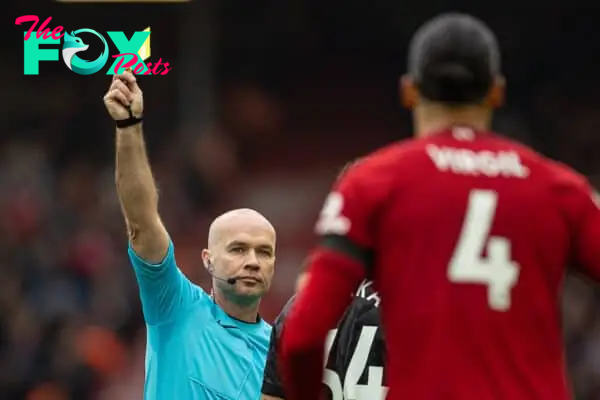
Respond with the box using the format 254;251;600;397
128;240;272;400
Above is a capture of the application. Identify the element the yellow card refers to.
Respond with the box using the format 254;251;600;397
139;27;151;61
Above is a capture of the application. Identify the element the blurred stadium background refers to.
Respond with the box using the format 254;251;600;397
5;0;600;398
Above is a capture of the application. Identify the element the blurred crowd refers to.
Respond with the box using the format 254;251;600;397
5;2;600;399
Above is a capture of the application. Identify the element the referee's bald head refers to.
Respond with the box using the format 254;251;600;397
208;208;275;249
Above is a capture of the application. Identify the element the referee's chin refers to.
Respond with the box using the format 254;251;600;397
234;281;267;298
219;280;267;304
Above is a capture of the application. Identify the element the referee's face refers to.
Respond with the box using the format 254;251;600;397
211;221;276;300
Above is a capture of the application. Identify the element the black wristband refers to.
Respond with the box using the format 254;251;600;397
115;115;142;128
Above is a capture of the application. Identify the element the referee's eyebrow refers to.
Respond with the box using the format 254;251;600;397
227;240;247;248
227;240;274;252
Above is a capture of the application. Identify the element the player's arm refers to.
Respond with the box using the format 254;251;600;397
564;175;600;281
261;320;286;399
104;72;201;325
280;165;381;400
261;296;297;400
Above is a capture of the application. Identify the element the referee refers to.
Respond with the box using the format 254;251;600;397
104;71;275;400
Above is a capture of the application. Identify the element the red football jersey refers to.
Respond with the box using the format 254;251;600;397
314;127;600;400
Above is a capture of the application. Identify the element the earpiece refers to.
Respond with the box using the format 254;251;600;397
206;259;238;285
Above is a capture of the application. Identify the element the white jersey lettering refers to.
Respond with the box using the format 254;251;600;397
426;145;529;178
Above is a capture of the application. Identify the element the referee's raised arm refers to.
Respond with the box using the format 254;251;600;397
104;71;168;261
103;71;199;328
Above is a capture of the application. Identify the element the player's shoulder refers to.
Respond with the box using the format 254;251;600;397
493;134;589;187
485;133;556;163
346;135;472;177
272;295;296;333
338;140;415;188
347;139;415;172
335;139;443;206
533;153;589;190
491;134;595;202
354;279;380;306
544;159;590;190
341;280;380;325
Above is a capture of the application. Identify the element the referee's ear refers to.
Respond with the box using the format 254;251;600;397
201;249;211;270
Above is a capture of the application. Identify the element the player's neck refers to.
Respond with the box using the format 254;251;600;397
413;102;492;138
214;290;261;323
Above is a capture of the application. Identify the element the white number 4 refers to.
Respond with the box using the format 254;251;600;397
448;190;520;311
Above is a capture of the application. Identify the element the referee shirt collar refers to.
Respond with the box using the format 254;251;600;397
211;298;266;333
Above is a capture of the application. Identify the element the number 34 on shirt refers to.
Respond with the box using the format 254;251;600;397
323;326;388;400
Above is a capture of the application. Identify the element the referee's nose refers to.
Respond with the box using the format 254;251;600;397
244;252;260;271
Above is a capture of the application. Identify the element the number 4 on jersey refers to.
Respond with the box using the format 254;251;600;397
448;190;520;311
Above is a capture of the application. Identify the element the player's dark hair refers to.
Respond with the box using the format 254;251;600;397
408;13;500;105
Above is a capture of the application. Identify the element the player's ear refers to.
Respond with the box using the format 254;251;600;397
486;75;505;109
201;249;211;270
400;75;418;110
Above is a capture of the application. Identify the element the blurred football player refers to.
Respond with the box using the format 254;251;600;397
280;12;600;400
262;270;386;400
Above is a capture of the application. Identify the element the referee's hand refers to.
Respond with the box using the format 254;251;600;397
104;71;143;120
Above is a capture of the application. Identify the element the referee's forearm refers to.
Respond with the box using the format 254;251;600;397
115;124;159;226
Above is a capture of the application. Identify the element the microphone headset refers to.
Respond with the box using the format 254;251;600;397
207;260;238;285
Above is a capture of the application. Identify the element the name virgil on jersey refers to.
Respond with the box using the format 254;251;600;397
426;145;529;178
